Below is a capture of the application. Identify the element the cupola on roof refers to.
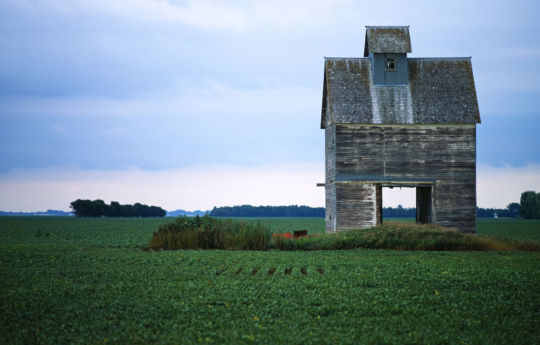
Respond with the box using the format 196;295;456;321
363;26;412;57
322;26;480;128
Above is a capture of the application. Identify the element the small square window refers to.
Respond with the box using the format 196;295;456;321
386;58;396;70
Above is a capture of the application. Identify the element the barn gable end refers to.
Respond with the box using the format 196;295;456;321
322;26;480;233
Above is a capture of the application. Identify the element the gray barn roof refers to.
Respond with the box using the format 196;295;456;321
321;57;481;128
363;26;412;56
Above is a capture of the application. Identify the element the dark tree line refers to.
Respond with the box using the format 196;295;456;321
383;204;523;218
475;191;540;219
383;205;416;218
209;202;529;218
476;203;520;218
70;199;166;218
519;191;540;219
210;205;416;218
210;205;325;217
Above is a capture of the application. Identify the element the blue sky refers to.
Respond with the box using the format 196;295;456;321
1;0;539;211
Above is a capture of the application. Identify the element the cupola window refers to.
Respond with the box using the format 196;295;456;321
386;58;396;70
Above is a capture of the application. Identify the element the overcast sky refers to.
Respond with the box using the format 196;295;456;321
1;0;539;211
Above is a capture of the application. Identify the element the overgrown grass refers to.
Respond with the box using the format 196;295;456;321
274;222;540;251
235;217;326;235
150;217;539;252
149;216;271;250
211;217;540;242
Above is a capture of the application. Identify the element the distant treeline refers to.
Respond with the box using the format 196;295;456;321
476;191;540;219
0;210;72;216
70;199;166;218
477;204;520;218
383;205;522;218
166;209;209;217
210;205;415;218
210;205;325;217
67;189;539;219
208;204;526;218
383;206;415;218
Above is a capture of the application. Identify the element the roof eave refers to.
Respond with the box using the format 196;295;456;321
321;63;328;129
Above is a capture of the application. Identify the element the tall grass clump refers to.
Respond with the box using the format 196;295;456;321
148;215;271;250
273;222;540;251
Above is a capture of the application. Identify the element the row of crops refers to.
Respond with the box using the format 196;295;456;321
1;216;539;344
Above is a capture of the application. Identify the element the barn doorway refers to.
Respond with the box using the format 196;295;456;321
416;186;433;224
379;184;433;225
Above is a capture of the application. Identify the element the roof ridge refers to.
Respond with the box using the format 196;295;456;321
365;25;410;28
324;57;369;60
409;57;472;60
323;57;472;60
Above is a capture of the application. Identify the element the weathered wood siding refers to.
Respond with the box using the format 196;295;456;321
335;183;377;230
325;124;337;232
330;124;477;233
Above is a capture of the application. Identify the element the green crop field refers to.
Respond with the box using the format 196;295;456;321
1;217;539;344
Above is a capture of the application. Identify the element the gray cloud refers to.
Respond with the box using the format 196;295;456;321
1;0;539;174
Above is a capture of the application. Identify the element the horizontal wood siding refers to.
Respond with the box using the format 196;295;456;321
335;126;385;176
334;124;477;233
336;183;377;230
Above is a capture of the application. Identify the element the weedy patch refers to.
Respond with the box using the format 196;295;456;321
149;217;540;252
273;222;540;251
149;215;271;250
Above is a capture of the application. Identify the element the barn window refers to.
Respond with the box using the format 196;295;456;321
386;58;396;70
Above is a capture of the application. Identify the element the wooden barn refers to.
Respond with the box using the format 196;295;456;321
321;26;480;233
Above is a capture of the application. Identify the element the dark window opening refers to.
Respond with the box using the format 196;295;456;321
386;58;396;70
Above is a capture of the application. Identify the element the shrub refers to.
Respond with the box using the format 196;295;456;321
148;215;271;250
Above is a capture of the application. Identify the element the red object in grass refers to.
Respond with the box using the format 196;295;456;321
272;232;293;239
293;230;308;238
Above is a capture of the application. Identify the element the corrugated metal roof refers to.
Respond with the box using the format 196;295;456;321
364;26;412;56
321;57;481;128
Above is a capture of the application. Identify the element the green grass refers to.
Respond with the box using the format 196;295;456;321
0;216;169;249
273;222;540;251
225;217;327;235
1;216;539;344
477;218;540;241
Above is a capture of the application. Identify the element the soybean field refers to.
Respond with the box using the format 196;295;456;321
1;217;539;344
